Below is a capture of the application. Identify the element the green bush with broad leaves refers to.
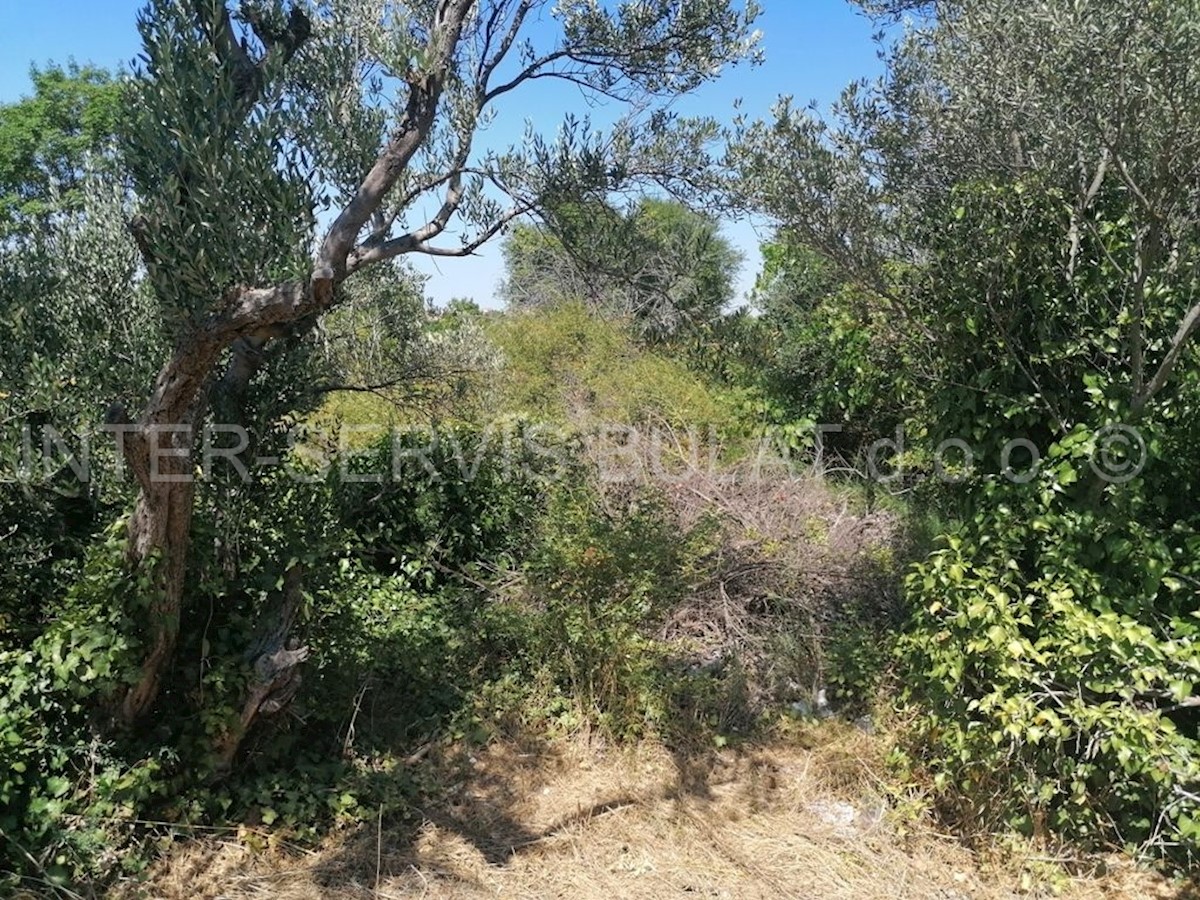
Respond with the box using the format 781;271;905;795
0;520;172;888
895;428;1200;859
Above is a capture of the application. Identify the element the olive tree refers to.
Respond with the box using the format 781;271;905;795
733;0;1200;438
108;0;760;732
1;172;162;641
730;0;1200;853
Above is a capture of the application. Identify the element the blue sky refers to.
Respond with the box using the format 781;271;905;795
0;1;885;307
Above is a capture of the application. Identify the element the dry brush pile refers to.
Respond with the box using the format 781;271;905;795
577;424;907;725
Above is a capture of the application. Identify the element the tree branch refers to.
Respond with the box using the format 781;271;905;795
190;0;311;112
347;201;532;271
190;0;259;105
315;0;475;286
478;0;534;90
1131;300;1200;420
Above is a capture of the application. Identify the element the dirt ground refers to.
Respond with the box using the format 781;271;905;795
112;728;1199;900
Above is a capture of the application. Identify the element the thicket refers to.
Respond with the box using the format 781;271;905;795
732;0;1200;864
8;409;887;890
8;0;1200;891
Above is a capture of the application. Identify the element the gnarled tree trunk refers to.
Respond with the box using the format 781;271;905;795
110;281;330;727
121;474;196;723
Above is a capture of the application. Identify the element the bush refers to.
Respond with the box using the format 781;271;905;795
0;521;171;890
486;303;747;433
752;238;909;457
0;421;563;888
506;478;721;739
248;422;564;749
521;483;682;736
895;437;1200;860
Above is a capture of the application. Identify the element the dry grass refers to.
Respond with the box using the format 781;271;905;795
112;726;1195;900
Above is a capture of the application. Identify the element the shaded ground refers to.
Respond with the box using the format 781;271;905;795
114;729;1197;900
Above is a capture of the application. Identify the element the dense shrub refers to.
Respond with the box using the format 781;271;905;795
302;423;564;740
517;482;715;738
485;302;749;433
0;521;173;889
0;422;563;888
896;435;1200;860
752;238;909;457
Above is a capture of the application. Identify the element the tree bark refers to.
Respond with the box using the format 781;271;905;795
121;479;196;723
212;564;309;771
111;325;229;724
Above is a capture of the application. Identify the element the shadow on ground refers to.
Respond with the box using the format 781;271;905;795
113;720;1200;900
